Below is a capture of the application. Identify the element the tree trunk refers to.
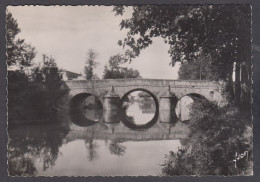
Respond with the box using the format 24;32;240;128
235;62;241;106
226;63;234;104
240;60;251;112
238;5;251;113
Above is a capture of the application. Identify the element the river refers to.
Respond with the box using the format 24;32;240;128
8;94;191;176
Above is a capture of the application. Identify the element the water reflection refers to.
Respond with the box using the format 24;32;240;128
8;90;194;176
84;138;98;161
124;101;155;125
8;123;69;176
8;114;190;176
82;96;103;121
123;91;156;125
119;91;159;130
109;140;126;156
70;95;103;126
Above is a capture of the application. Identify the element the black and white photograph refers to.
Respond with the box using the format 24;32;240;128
6;5;253;176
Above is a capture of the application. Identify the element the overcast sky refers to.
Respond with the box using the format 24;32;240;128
7;6;180;79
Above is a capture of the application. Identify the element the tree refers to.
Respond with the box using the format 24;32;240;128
162;99;252;175
103;54;140;79
7;12;38;122
42;55;62;90
6;12;36;71
113;5;251;110
84;49;98;80
30;55;62;115
178;54;215;80
7;12;62;123
32;54;62;90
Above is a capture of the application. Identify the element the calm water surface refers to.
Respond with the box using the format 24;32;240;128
8;97;190;176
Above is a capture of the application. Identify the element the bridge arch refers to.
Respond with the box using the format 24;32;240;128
70;93;103;127
70;93;91;109
175;93;207;122
120;88;160;130
121;88;159;103
178;93;206;101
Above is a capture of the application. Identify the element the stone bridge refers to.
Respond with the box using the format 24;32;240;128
55;78;226;111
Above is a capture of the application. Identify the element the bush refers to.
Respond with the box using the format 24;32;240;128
162;99;252;176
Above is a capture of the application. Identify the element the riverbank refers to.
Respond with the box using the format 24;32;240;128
162;100;253;176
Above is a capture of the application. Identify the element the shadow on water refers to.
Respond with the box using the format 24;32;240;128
8;123;70;176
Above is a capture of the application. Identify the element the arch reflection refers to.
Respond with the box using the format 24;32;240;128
70;93;103;127
120;89;159;130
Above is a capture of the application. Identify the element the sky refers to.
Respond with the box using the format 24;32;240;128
7;6;180;79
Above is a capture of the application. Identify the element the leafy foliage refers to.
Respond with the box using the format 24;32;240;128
6;12;36;70
178;54;215;80
162;99;252;176
114;5;251;110
113;5;250;80
7;12;64;123
103;54;140;79
32;55;62;90
8;55;62;122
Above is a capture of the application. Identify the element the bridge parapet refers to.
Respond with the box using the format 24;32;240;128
65;79;219;89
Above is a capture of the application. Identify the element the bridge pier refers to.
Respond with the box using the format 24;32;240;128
159;86;177;123
103;110;120;123
103;86;121;123
159;110;177;123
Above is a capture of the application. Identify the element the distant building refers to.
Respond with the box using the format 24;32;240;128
60;69;84;81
